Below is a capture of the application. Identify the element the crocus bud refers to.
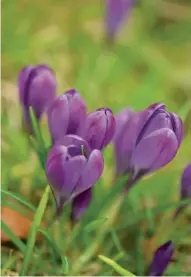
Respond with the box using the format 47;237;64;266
81;108;116;151
114;103;184;188
148;241;174;276
174;162;191;217
105;0;134;42
18;64;56;132
46;135;104;216
48;89;87;143
71;188;92;221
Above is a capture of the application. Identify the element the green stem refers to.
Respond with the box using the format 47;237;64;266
19;185;50;276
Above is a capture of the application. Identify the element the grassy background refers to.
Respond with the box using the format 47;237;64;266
1;0;191;275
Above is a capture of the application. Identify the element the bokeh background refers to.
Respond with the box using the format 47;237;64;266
1;0;191;275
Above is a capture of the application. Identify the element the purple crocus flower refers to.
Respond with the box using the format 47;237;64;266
18;64;56;132
48;89;87;143
114;103;184;189
46;135;104;216
81;108;116;151
148;241;174;276
174;162;191;217
105;0;134;41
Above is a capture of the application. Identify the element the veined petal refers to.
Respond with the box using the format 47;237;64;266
169;112;184;147
48;94;70;142
131;128;178;172
72;149;104;197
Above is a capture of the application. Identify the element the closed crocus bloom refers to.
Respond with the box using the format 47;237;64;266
82;108;116;151
105;0;134;41
114;103;184;188
148;241;174;276
46;135;104;216
18;64;56;132
48;89;87;142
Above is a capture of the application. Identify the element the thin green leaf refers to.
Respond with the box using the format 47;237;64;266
19;185;50;276
1;220;26;253
85;217;108;232
98;255;136;276
1;188;36;212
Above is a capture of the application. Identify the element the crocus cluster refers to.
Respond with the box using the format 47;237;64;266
18;64;116;219
18;64;184;220
114;103;184;190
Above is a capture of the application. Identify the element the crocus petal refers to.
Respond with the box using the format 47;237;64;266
113;108;134;174
82;110;107;150
136;103;166;145
181;162;191;199
55;134;92;157
105;0;134;39
114;107;133;142
48;94;70;142
18;65;33;104
65;89;87;134
140;110;173;139
72;149;104;197
71;188;92;220
148;241;174;276
100;108;116;149
130;128;178;173
169;112;184;147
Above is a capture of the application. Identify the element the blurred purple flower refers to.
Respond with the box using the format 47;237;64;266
48;89;87;143
148;241;174;276
174;161;191;217
105;0;134;41
46;135;104;216
114;103;184;189
181;162;191;199
18;64;56;132
81;108;116;151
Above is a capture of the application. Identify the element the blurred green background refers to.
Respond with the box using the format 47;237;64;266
1;0;191;275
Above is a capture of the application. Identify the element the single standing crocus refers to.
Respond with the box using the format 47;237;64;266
81;108;116;151
48;89;87;143
148;241;174;276
105;0;134;42
174;162;191;217
18;64;56;132
46;135;104;217
114;103;184;189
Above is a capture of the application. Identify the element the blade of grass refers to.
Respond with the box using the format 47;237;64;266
1;220;26;253
98;255;136;276
1;251;17;275
19;185;50;276
1;188;36;212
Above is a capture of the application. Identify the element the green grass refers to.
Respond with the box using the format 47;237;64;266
1;0;191;275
